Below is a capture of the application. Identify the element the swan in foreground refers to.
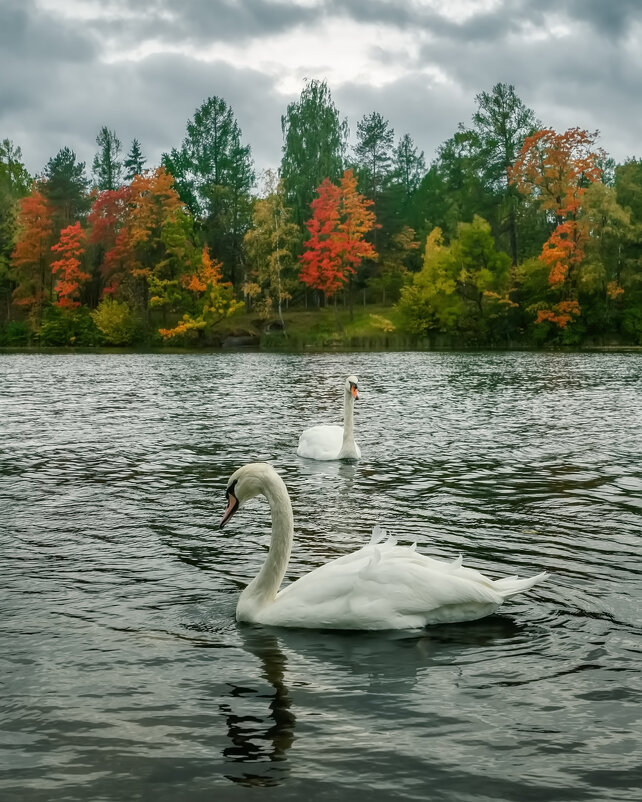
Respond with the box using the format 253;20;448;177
297;375;360;461
219;463;549;630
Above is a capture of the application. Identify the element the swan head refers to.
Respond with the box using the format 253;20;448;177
345;375;359;400
219;462;276;528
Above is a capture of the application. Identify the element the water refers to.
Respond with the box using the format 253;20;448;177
1;350;640;802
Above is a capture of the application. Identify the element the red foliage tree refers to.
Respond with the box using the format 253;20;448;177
11;189;55;314
50;222;90;308
87;186;132;295
300;169;377;299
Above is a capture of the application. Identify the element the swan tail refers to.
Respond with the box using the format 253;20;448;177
495;571;549;598
369;525;387;545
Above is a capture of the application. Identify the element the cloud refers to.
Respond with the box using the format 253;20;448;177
1;0;640;180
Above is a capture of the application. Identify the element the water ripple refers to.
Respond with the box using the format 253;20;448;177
1;350;641;801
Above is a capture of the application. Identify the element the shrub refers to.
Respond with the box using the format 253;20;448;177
39;307;101;346
91;298;140;346
0;320;31;345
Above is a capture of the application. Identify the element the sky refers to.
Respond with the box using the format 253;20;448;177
1;0;641;185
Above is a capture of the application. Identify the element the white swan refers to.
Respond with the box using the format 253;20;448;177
297;375;361;461
219;463;549;630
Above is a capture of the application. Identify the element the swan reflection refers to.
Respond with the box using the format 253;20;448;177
221;627;295;787
222;615;525;786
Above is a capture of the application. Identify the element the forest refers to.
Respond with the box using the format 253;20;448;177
1;80;641;349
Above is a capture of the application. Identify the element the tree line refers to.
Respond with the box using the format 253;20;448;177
1;80;641;347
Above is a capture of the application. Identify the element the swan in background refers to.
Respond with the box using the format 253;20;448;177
297;375;361;461
219;463;549;630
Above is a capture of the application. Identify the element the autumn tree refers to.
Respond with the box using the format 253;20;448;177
510;127;606;329
300;169;377;303
88;168;194;321
11;189;54;320
87;185;133;297
158;246;243;341
243;171;301;323
280;79;348;228
92;126;123;191
126;168;193;318
50;222;89;308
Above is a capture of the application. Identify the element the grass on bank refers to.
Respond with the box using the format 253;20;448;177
226;304;408;350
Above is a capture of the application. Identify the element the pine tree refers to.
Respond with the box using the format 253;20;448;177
92;126;123;191
123;139;146;181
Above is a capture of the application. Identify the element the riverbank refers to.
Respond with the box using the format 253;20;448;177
2;304;641;352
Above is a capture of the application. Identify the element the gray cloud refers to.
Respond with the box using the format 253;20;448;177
1;0;640;181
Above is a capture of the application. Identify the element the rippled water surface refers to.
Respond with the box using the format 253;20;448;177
1;350;641;801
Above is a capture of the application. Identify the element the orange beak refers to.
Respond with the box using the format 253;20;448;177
351;385;359;400
219;492;239;529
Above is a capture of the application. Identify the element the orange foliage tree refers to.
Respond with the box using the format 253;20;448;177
510;127;606;328
158;246;243;340
50;222;90;308
88;168;193;316
11;189;54;315
300;169;377;300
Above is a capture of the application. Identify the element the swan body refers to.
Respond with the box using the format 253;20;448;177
220;463;549;631
297;375;361;461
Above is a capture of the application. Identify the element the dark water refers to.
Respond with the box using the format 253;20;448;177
1;350;641;802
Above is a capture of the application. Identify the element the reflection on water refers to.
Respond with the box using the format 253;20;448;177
223;628;295;788
1;350;641;801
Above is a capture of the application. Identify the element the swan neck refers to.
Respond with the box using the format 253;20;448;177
242;473;293;607
342;389;355;441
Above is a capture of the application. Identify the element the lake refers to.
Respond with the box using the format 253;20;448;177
1;350;640;801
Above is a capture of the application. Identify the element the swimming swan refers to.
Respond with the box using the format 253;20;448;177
297;375;360;461
219;463;549;630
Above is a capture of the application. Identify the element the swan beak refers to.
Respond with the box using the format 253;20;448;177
219;493;239;529
350;384;359;400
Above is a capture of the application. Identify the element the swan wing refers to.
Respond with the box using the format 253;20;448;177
258;542;508;629
297;425;344;460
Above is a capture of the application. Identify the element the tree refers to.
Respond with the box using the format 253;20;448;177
158;247;243;341
87;168;194;319
40;147;90;233
50;222;89;308
123;139;146;181
419;130;487;241
353;111;394;204
87;186;133;297
510;127;606;329
392;134;426;201
0;140;31;320
92;126;123;190
243;171;301;323
280;79;348;228
162;96;255;283
470;83;540;265
398;217;513;341
11;190;54;318
299;169;377;301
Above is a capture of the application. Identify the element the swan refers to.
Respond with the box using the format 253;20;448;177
297;375;361;461
219;463;549;630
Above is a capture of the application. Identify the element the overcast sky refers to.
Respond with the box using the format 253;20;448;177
2;0;641;185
